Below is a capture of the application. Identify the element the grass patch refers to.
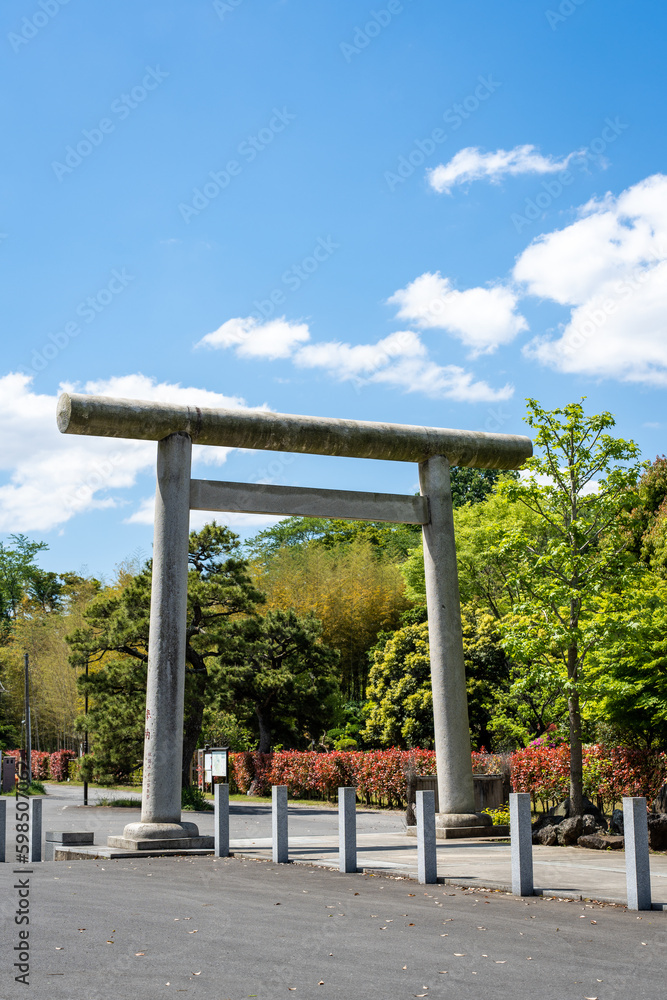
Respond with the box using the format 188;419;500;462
95;796;142;808
182;786;213;812
219;792;375;810
6;780;47;796
55;780;143;792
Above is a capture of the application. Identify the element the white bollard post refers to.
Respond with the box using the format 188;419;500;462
416;789;437;884
0;799;5;862
623;797;652;911
29;798;42;863
214;783;230;858
272;785;288;863
338;787;357;873
510;792;533;896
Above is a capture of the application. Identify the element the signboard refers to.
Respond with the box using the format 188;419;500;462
204;752;212;783
211;750;228;778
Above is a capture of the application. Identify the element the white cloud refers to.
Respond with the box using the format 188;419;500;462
197;316;310;359
0;373;258;533
428;144;580;194
370;358;513;402
295;330;426;380
388;272;527;355
517;174;667;384
294;330;512;402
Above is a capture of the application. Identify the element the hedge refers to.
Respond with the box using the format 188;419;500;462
3;749;77;782
227;745;666;811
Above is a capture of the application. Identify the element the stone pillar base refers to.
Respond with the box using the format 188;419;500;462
107;821;213;852
436;812;492;829
432;812;494;840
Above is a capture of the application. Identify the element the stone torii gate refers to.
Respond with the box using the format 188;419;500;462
58;393;532;850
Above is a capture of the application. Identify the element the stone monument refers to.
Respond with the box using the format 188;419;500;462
57;393;532;846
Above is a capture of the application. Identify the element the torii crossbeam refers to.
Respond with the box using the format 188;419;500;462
58;393;532;849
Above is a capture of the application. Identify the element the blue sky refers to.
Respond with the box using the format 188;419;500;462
1;0;666;580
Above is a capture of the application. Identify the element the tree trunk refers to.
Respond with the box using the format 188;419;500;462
567;645;584;816
181;671;207;788
256;707;272;754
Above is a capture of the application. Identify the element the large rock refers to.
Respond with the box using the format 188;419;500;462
609;808;624;835
533;824;558;846
647;813;667;852
653;785;667;815
550;797;608;830
557;815;584;846
532;812;562;834
580;814;602;836
578;833;625;851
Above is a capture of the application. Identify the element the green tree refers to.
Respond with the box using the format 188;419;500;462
362;622;433;749
402;490;542;617
449;466;513;508
585;574;667;750
361;609;512;750
622;455;667;561
247;515;421;564
499;399;642;815
254;539;409;698
217;608;340;752
0;534;55;640
0;569;98;751
69;523;263;784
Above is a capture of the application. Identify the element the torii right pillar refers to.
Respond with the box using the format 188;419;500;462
420;454;491;836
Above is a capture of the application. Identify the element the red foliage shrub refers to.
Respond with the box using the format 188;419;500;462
225;744;667;812
228;749;438;806
3;749;77;783
48;750;76;781
510;743;667;811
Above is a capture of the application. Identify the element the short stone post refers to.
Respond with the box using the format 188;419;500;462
510;792;533;896
214;783;230;858
272;785;288;863
29;798;42;863
0;799;5;862
623;797;651;910
416;789;437;884
338;787;357;873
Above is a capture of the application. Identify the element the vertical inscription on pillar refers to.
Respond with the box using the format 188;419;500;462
144;708;152;802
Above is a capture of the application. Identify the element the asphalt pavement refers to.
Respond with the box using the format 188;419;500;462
1;853;665;1000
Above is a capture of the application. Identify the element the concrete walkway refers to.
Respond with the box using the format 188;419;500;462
227;831;667;907
6;786;667;907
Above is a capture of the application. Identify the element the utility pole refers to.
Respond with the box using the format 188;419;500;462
24;653;32;786
83;659;89;807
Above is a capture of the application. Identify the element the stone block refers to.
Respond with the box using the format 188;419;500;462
107;835;214;851
624;797;651;910
338;787;357;873
44;831;94;861
46;831;95;845
416;789;437;884
272;785;289;864
510;792;533;896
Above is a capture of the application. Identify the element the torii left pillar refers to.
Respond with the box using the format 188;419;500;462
109;433;213;850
